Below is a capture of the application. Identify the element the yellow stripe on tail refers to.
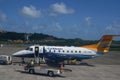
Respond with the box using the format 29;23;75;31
81;35;120;53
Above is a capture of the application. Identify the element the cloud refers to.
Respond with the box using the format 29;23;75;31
54;22;63;31
106;24;113;31
84;17;92;26
21;5;42;18
0;11;7;22
105;22;120;34
51;2;74;15
49;13;57;16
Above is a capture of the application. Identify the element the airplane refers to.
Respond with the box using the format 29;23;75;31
12;35;119;66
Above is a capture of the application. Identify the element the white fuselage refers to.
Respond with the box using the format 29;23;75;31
12;45;101;61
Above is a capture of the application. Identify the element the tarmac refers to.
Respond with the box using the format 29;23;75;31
0;45;120;80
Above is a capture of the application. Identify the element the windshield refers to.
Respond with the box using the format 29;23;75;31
25;47;33;51
25;47;29;50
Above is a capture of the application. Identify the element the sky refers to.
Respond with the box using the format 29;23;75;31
0;0;120;40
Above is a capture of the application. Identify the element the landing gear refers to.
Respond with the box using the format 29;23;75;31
21;58;25;64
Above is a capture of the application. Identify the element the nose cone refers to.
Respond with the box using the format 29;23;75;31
12;50;27;57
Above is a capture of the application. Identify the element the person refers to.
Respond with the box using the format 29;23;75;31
30;60;34;67
35;47;39;57
59;63;64;73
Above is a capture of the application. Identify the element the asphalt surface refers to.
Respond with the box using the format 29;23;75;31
0;45;120;80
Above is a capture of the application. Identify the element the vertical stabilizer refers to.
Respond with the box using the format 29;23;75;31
97;35;114;52
81;35;120;53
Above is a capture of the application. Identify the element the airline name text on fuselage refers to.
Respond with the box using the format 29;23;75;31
47;47;63;50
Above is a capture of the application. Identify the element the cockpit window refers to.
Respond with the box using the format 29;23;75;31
25;47;29;50
29;48;33;51
25;47;33;51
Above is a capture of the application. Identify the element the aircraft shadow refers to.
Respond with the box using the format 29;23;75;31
67;62;95;67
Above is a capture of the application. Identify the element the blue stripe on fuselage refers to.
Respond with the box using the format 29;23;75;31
96;52;104;55
44;52;98;61
13;52;103;60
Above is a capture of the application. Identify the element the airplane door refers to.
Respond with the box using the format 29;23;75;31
34;46;40;64
35;46;39;58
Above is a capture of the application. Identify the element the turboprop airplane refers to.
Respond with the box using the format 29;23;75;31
12;35;119;65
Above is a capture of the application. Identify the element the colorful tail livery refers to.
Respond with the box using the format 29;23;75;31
82;35;120;53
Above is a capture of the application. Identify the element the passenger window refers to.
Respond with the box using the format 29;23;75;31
58;50;60;52
89;51;92;53
67;50;69;53
49;50;51;52
71;51;73;53
79;51;81;53
75;51;77;53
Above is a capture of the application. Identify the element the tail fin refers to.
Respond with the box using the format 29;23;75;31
82;35;120;53
97;35;114;52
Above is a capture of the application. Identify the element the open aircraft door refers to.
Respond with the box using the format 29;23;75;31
34;46;40;64
35;46;39;57
34;46;45;64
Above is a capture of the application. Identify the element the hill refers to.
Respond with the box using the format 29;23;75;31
0;31;58;41
0;30;120;51
0;31;97;46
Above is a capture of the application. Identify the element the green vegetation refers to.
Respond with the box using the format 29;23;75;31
0;31;56;41
110;41;120;51
0;31;120;51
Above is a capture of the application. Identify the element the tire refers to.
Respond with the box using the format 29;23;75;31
48;71;54;77
29;69;34;74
